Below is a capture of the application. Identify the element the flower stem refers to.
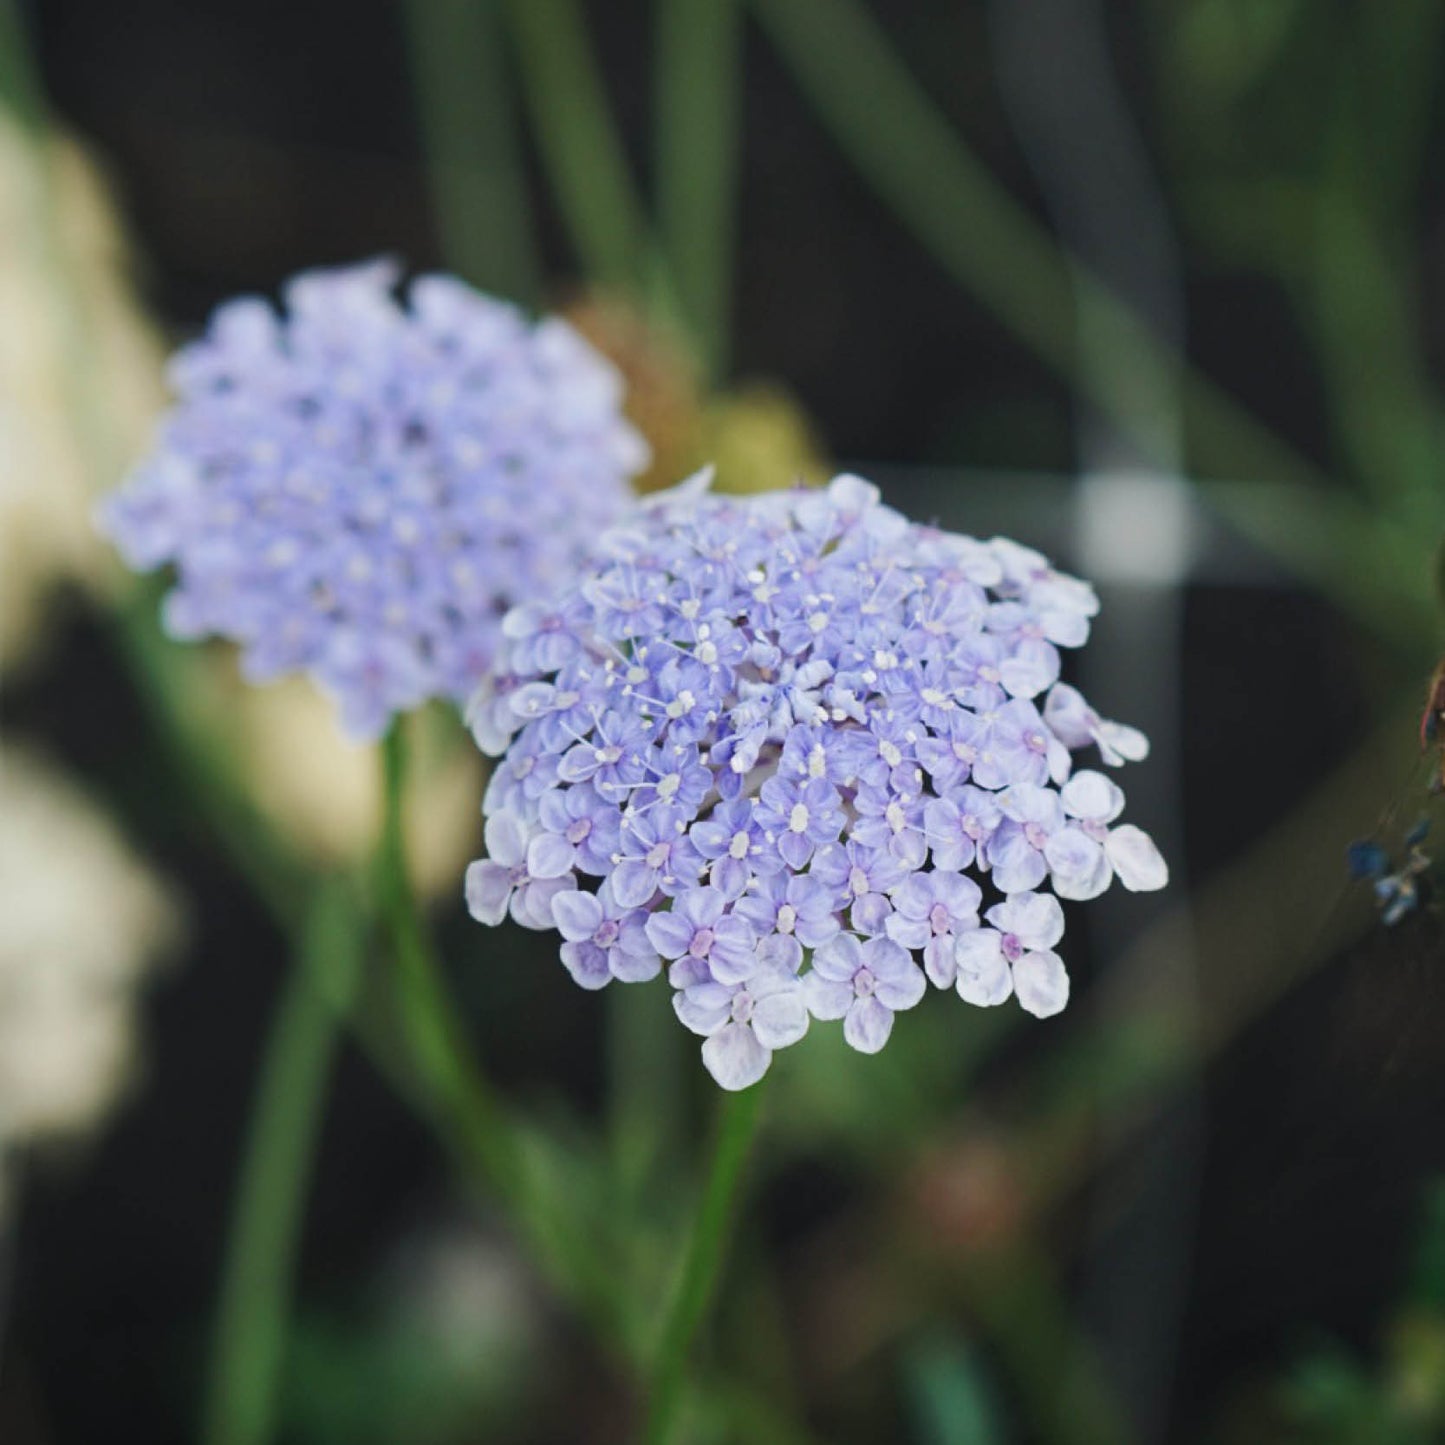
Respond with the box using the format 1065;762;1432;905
376;721;523;1199
202;879;362;1445
643;1080;767;1445
502;0;667;302
656;0;742;379
401;0;541;302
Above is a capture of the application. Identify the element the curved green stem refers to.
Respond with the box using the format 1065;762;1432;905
502;0;656;294
377;722;523;1198
643;1081;768;1445
375;727;627;1331
656;0;742;379
202;879;363;1445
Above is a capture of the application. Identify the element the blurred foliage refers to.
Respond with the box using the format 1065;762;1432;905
903;1332;1004;1445
281;1222;542;1445
1273;1184;1445;1444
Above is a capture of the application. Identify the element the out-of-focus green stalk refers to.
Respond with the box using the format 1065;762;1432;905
375;724;627;1346
202;880;363;1445
1306;42;1444;530
377;722;523;1196
502;0;655;293
643;1080;767;1445
401;0;541;302
656;0;742;378
748;0;1436;643
0;1;43;130
1359;0;1445;226
608;974;686;1206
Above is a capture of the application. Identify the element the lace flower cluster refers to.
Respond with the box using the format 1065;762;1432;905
100;261;648;737
467;472;1166;1088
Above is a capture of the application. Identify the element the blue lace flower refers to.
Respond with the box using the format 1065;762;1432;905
100;261;648;738
466;472;1166;1088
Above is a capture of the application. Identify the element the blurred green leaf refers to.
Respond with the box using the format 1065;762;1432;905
204;881;364;1445
903;1332;1003;1445
656;0;741;379
1407;1182;1445;1313
503;0;657;293
402;0;541;301
1170;0;1304;100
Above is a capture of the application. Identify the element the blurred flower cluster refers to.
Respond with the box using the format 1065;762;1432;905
101;262;649;737
467;473;1165;1088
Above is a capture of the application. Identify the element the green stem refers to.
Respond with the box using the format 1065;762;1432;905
376;721;523;1198
502;0;662;297
656;0;742;378
643;1081;767;1445
374;728;629;1335
0;0;45;133
202;879;363;1445
401;0;541;301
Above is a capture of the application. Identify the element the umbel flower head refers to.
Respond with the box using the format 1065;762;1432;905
466;473;1167;1089
100;260;649;738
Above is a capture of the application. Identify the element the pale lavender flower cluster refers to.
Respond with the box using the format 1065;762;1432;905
99;261;649;738
466;473;1167;1090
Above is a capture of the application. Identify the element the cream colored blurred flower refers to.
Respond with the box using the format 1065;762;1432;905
223;673;484;900
0;106;166;669
562;291;829;495
0;749;179;1157
700;382;830;495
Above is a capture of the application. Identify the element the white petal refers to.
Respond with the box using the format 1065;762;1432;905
955;931;1012;1007
1044;830;1112;902
526;831;574;880
998;640;1058;699
483;810;528;868
985;891;1065;951
1059;770;1124;824
674;986;731;1036
843;997;894;1053
464;860;511;926
752;990;810;1050
1107;825;1169;891
702;1023;770;1090
1096;719;1149;765
826;472;881;514
1013;949;1070;1018
804;972;853;1021
812;932;863;983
